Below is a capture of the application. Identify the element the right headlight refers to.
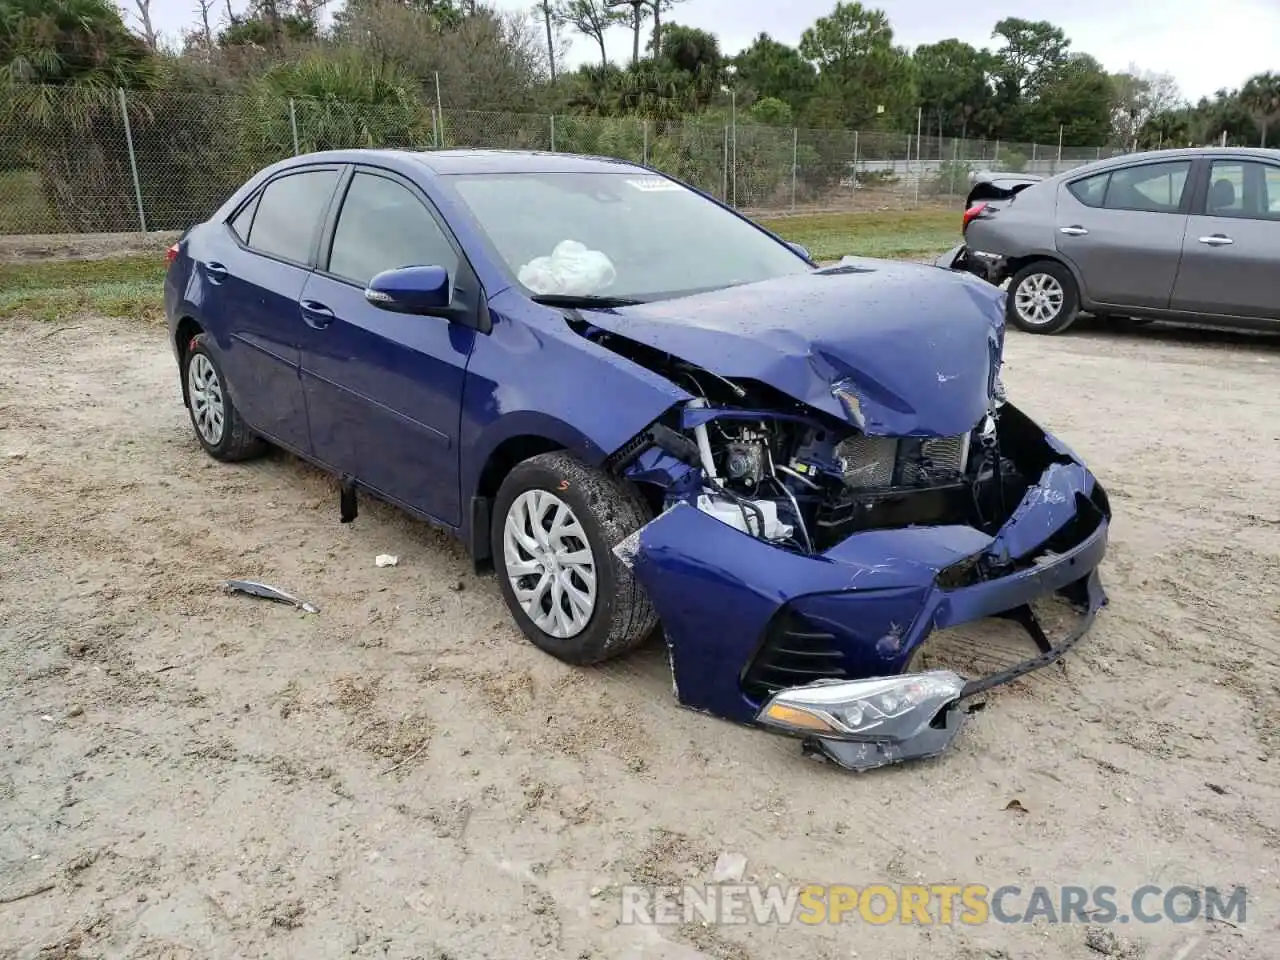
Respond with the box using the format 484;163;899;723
756;671;965;743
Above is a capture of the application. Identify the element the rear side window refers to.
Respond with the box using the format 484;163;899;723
1067;172;1108;207
326;171;459;286
245;169;340;263
1103;161;1191;214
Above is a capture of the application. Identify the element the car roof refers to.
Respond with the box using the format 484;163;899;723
1055;146;1280;182
276;147;647;176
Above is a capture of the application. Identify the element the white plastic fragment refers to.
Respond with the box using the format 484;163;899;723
709;852;747;884
375;554;399;568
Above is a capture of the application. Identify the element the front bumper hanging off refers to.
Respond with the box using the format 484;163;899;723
615;455;1110;772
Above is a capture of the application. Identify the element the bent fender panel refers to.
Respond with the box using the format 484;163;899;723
458;292;691;516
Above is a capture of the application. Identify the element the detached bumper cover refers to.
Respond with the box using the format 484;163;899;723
619;457;1109;771
936;243;1008;285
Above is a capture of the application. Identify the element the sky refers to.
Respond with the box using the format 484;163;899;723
139;0;1278;102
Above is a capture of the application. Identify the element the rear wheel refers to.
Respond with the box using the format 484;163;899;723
491;451;657;665
183;334;266;462
1007;261;1079;335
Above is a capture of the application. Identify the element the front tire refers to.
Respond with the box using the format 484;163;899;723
491;451;657;665
183;334;266;462
1007;261;1079;335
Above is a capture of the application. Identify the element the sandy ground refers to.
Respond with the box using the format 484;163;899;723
1;311;1278;960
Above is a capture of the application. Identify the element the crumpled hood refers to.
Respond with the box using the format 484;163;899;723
582;257;1006;437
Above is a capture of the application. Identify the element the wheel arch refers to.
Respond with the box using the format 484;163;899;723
174;316;205;406
463;415;610;571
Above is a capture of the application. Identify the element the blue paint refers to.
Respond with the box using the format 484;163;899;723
582;257;1008;438
366;264;452;313
628;456;1108;724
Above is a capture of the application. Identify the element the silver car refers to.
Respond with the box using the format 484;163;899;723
938;147;1280;334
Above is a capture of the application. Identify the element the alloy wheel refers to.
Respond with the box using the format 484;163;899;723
1013;273;1065;327
502;489;597;639
187;353;225;445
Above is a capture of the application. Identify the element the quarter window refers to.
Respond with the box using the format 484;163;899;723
229;193;259;241
1102;161;1191;214
327;172;459;287
245;169;340;263
1068;172;1108;208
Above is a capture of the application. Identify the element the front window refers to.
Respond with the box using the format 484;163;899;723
446;172;811;300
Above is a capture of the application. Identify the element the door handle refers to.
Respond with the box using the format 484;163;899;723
1198;234;1233;246
204;261;228;283
1059;226;1089;236
300;300;335;329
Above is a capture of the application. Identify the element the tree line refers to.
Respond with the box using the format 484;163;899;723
2;0;1278;233
3;0;1278;148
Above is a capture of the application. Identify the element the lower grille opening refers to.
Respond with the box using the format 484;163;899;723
741;609;847;703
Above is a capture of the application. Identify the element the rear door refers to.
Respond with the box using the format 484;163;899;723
1054;158;1193;309
209;166;342;454
298;167;478;526
1169;157;1280;320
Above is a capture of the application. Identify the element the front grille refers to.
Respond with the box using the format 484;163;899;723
741;609;847;702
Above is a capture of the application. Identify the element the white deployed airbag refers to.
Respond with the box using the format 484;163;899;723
518;240;617;296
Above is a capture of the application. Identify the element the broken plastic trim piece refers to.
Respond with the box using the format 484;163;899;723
224;579;320;614
801;704;967;772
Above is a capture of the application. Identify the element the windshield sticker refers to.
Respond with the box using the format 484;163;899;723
626;177;684;192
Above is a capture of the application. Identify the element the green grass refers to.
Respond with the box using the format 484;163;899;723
0;168;60;234
0;254;164;322
0;207;958;322
758;208;959;261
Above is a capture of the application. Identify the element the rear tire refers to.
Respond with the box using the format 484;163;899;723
491;451;657;665
1007;261;1079;335
183;334;267;462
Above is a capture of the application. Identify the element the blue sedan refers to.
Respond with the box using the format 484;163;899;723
164;149;1110;770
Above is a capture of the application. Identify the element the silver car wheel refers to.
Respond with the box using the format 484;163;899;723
1013;272;1065;327
503;489;597;639
187;353;225;445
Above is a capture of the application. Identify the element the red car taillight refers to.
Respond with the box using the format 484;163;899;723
166;242;179;265
961;201;988;232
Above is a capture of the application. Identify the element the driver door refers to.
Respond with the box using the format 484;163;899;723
298;167;478;526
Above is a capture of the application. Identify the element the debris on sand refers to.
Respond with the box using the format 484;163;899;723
224;579;319;614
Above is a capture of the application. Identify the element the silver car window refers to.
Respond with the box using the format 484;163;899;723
1207;160;1280;220
1102;161;1191;214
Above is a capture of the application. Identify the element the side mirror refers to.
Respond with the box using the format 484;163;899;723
787;241;812;261
365;265;451;315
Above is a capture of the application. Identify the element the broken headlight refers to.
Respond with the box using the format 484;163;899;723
756;671;964;742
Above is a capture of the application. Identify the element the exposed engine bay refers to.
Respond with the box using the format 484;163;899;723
584;321;1042;564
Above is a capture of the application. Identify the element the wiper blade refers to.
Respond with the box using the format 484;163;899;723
530;293;643;308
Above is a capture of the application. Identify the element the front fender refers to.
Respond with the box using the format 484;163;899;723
458;289;692;507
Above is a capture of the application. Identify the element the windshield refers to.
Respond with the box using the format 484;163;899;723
446;171;811;301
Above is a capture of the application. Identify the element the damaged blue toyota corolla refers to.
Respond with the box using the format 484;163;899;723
165;149;1110;771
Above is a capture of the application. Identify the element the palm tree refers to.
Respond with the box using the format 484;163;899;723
0;0;159;99
1240;72;1280;147
0;0;161;230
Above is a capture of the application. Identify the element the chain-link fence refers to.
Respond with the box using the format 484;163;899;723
0;84;1133;236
